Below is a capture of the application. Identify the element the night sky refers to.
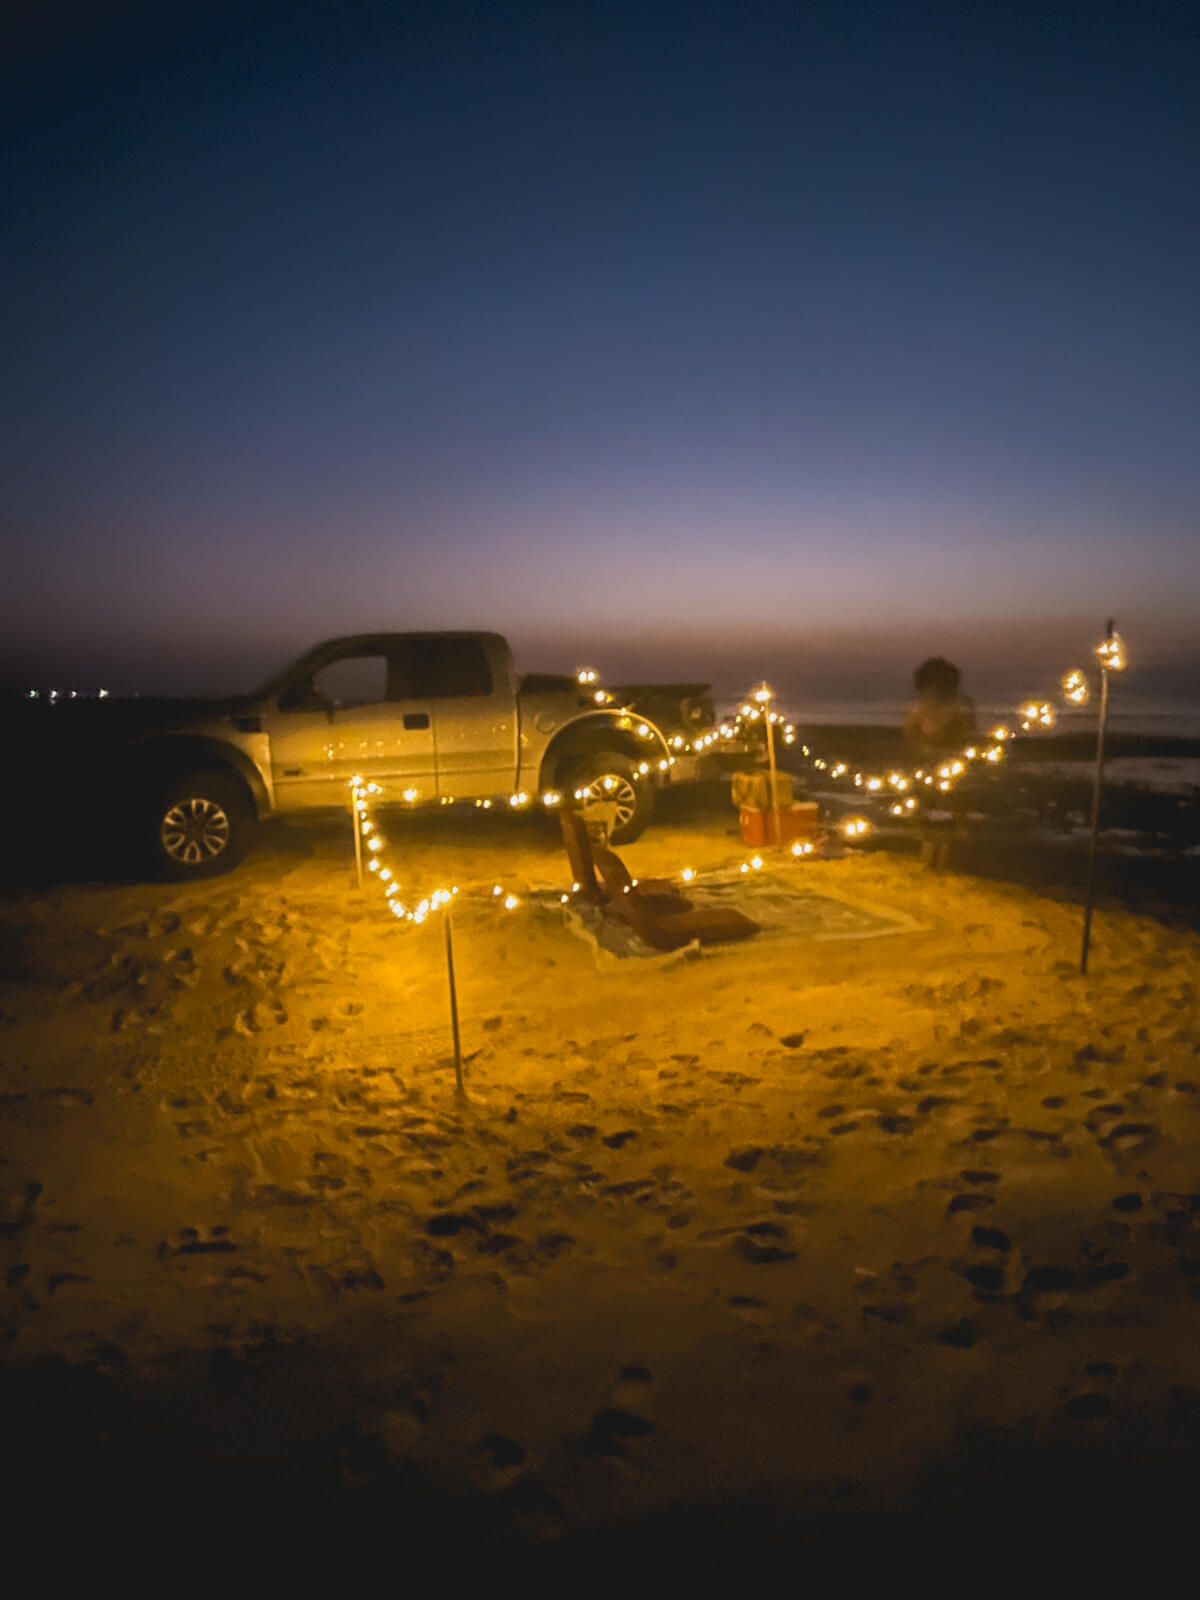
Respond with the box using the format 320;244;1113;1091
4;1;1198;699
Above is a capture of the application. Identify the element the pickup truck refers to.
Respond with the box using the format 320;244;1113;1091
11;633;721;880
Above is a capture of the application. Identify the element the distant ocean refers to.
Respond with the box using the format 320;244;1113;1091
712;688;1200;741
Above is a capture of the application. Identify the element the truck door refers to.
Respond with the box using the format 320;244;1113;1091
408;636;517;801
264;644;438;808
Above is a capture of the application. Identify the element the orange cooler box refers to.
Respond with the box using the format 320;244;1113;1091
739;802;819;847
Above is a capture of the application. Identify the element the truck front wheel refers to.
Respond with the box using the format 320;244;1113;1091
149;770;256;880
563;753;653;845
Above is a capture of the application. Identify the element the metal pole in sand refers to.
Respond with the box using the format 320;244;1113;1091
351;791;364;889
444;905;465;1095
1080;645;1112;976
756;683;782;846
765;711;781;845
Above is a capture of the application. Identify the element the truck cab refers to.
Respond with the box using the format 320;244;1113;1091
111;630;687;878
254;631;518;808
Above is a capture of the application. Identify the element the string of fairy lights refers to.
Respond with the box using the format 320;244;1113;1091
708;630;1127;836
347;630;1127;929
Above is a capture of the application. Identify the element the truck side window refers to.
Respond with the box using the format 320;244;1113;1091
387;639;493;700
431;639;493;697
312;653;388;708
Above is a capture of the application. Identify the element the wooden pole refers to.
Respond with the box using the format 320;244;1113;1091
763;698;781;845
1080;661;1111;975
352;792;364;888
444;906;465;1095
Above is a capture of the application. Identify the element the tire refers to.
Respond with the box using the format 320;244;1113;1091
563;752;653;845
149;769;256;880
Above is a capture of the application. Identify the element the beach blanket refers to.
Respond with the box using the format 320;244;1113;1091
547;870;926;962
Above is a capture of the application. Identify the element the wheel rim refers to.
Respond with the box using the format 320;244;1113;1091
161;797;231;865
580;773;639;833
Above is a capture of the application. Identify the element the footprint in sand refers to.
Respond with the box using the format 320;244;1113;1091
232;999;289;1036
479;1432;526;1477
972;1226;1012;1252
947;1192;996;1215
575;1365;657;1458
158;1225;238;1260
732;1221;797;1265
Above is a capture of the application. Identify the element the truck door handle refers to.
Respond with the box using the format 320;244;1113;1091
403;712;430;730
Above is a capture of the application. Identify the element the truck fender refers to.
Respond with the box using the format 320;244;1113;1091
537;709;672;793
128;734;272;818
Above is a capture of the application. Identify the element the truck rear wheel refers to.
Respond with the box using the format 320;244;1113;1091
149;770;256;880
564;752;653;845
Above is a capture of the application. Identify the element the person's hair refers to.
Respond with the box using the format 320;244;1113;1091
913;656;962;702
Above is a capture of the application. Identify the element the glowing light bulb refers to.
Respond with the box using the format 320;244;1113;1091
1096;631;1127;673
402;788;418;803
750;855;763;869
681;867;695;881
503;894;519;911
576;667;599;685
1061;669;1089;705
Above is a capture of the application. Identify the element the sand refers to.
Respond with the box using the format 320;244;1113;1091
3;801;1200;1566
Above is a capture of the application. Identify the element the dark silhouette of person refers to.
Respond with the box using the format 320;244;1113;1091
904;657;976;762
903;658;976;866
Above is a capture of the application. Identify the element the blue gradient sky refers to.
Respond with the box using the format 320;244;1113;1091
3;1;1198;698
